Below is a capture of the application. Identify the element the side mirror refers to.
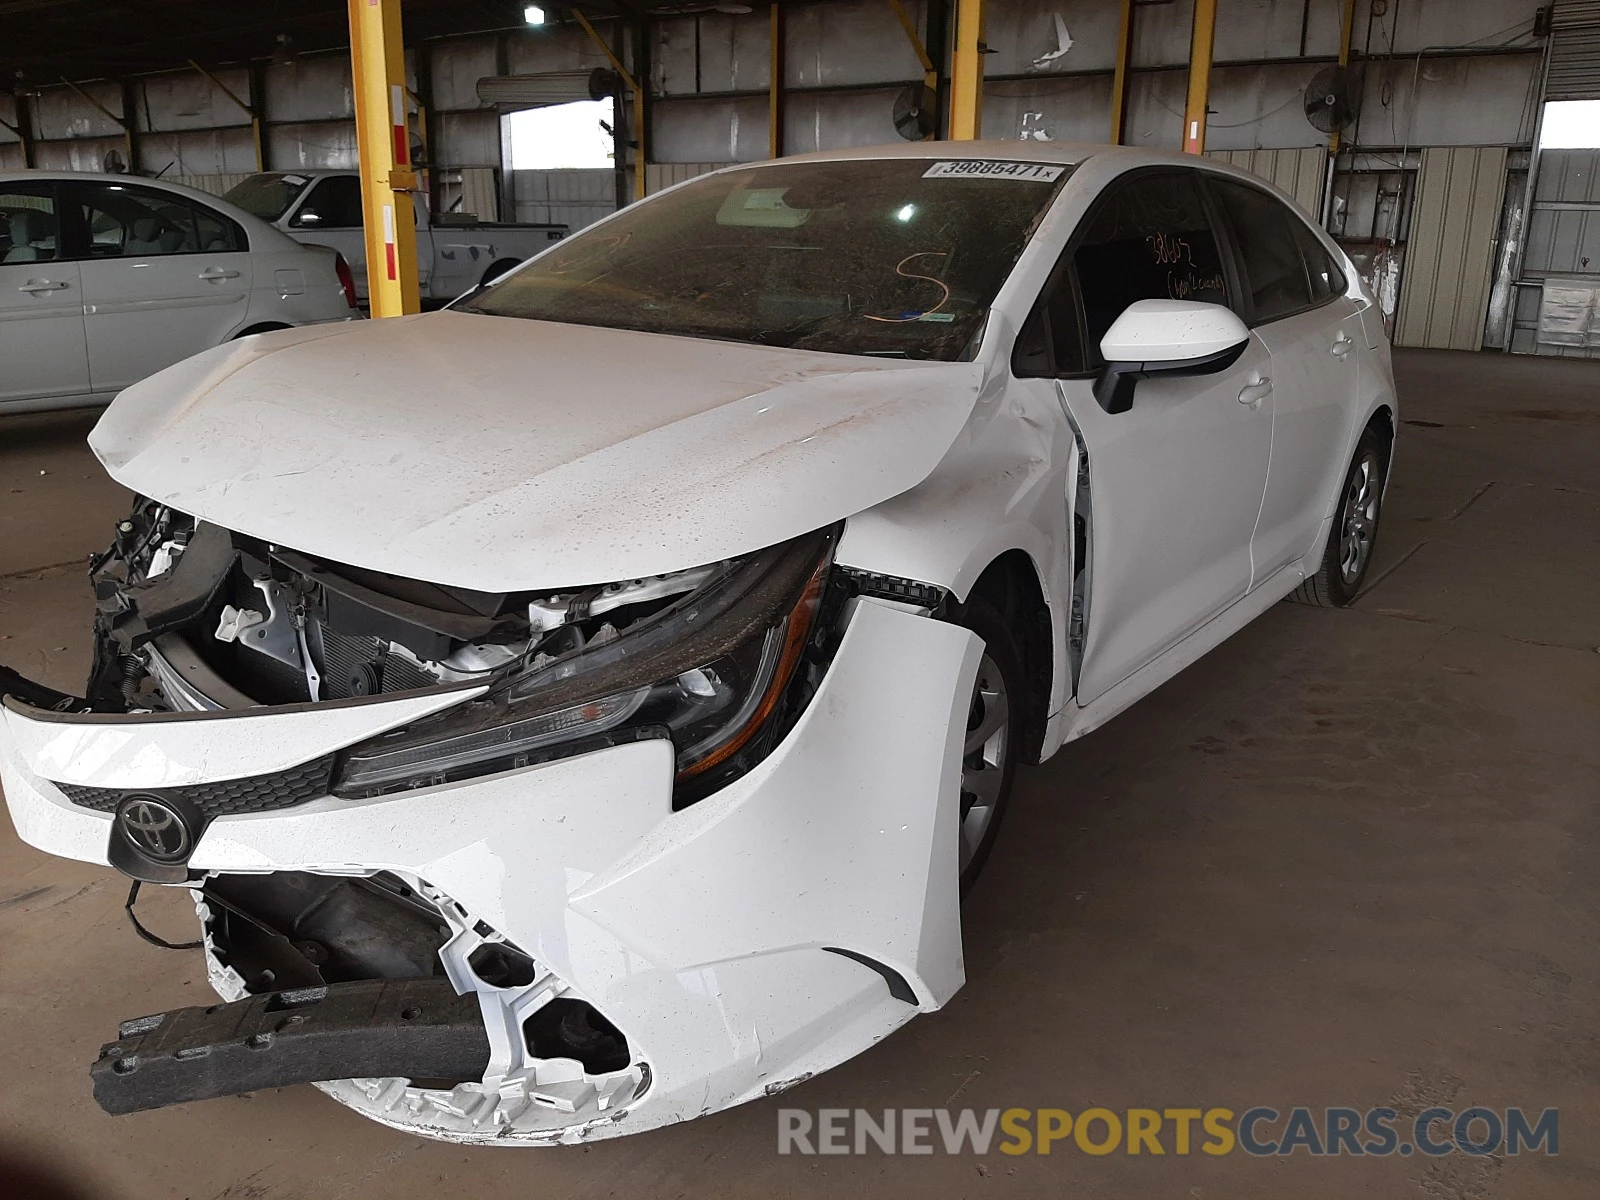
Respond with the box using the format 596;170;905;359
1093;299;1250;414
293;208;323;226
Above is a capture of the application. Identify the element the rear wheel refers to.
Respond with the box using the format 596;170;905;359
954;596;1022;893
1289;428;1387;607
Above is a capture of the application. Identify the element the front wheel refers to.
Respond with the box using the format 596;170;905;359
1290;428;1387;607
954;596;1022;893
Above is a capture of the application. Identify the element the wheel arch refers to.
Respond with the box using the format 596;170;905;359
958;548;1053;766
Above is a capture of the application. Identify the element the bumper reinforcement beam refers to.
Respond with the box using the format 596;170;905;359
90;977;489;1115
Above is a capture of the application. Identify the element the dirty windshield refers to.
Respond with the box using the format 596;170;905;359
456;158;1069;360
223;173;313;222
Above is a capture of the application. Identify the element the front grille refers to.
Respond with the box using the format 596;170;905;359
54;753;336;817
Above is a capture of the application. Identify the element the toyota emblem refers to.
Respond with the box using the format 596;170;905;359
117;796;192;862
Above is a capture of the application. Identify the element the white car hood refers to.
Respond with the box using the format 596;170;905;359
89;312;983;591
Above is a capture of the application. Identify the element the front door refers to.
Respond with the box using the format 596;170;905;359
69;181;254;394
0;183;90;404
1044;169;1275;706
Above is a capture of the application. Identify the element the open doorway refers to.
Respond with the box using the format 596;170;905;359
504;100;615;170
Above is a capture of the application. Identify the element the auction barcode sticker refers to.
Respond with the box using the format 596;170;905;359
922;160;1065;181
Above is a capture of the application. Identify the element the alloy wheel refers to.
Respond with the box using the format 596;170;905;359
959;653;1010;877
1338;452;1381;585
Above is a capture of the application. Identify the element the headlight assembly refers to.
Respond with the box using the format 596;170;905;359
332;527;839;804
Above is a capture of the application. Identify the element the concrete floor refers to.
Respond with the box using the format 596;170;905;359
0;348;1596;1199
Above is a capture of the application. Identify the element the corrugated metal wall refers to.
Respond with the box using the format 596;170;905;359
510;168;615;230
644;162;731;194
1206;147;1327;215
1395;146;1509;350
1513;148;1600;356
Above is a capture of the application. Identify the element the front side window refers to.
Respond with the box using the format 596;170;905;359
1210;179;1313;324
0;187;58;263
457;158;1070;360
1071;171;1230;369
69;184;242;258
291;176;364;229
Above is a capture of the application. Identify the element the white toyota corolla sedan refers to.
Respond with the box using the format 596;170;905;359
0;141;1395;1144
0;171;359;413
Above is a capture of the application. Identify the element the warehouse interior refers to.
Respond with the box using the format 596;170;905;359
1;0;1598;1196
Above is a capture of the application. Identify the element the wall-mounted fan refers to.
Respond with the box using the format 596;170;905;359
1304;65;1357;135
101;148;127;174
893;82;936;141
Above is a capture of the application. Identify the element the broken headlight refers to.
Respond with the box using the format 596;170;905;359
332;528;838;804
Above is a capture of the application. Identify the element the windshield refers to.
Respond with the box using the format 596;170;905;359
223;172;313;222
456;157;1069;360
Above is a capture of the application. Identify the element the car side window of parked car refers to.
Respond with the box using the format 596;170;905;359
0;187;60;263
1207;178;1319;325
69;183;245;258
291;176;364;229
1069;170;1232;370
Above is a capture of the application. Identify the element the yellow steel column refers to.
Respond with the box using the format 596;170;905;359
886;0;937;137
1181;0;1217;154
1109;0;1134;144
949;0;984;140
574;11;646;201
348;0;420;317
769;2;784;157
1327;0;1357;157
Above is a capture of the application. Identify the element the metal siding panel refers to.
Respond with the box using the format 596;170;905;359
1396;146;1508;351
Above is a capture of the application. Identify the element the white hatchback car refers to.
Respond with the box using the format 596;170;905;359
0;142;1394;1144
0;171;358;413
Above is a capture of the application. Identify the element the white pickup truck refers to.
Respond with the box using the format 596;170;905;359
224;170;566;303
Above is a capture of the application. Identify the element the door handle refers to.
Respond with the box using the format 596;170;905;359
1331;333;1354;358
18;279;69;293
198;267;241;280
1237;375;1273;408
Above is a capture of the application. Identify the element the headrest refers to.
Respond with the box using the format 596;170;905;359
10;209;53;244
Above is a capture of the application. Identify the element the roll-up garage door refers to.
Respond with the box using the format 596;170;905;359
1549;1;1600;101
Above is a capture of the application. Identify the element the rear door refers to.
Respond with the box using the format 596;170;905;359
1207;176;1363;582
1049;168;1276;705
70;181;254;393
0;182;90;404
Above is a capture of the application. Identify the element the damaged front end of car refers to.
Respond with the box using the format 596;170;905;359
0;500;980;1143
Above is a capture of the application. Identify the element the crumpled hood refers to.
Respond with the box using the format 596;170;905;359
90;311;984;591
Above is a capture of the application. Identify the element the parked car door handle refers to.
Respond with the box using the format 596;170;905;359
198;267;241;280
1331;333;1354;358
18;279;69;293
1237;375;1273;408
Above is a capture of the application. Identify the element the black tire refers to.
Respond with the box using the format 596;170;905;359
954;595;1024;893
1289;427;1387;608
480;258;523;289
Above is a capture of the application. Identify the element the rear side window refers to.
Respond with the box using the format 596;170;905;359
1210;179;1312;324
1071;171;1230;369
0;187;58;263
291;176;364;228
